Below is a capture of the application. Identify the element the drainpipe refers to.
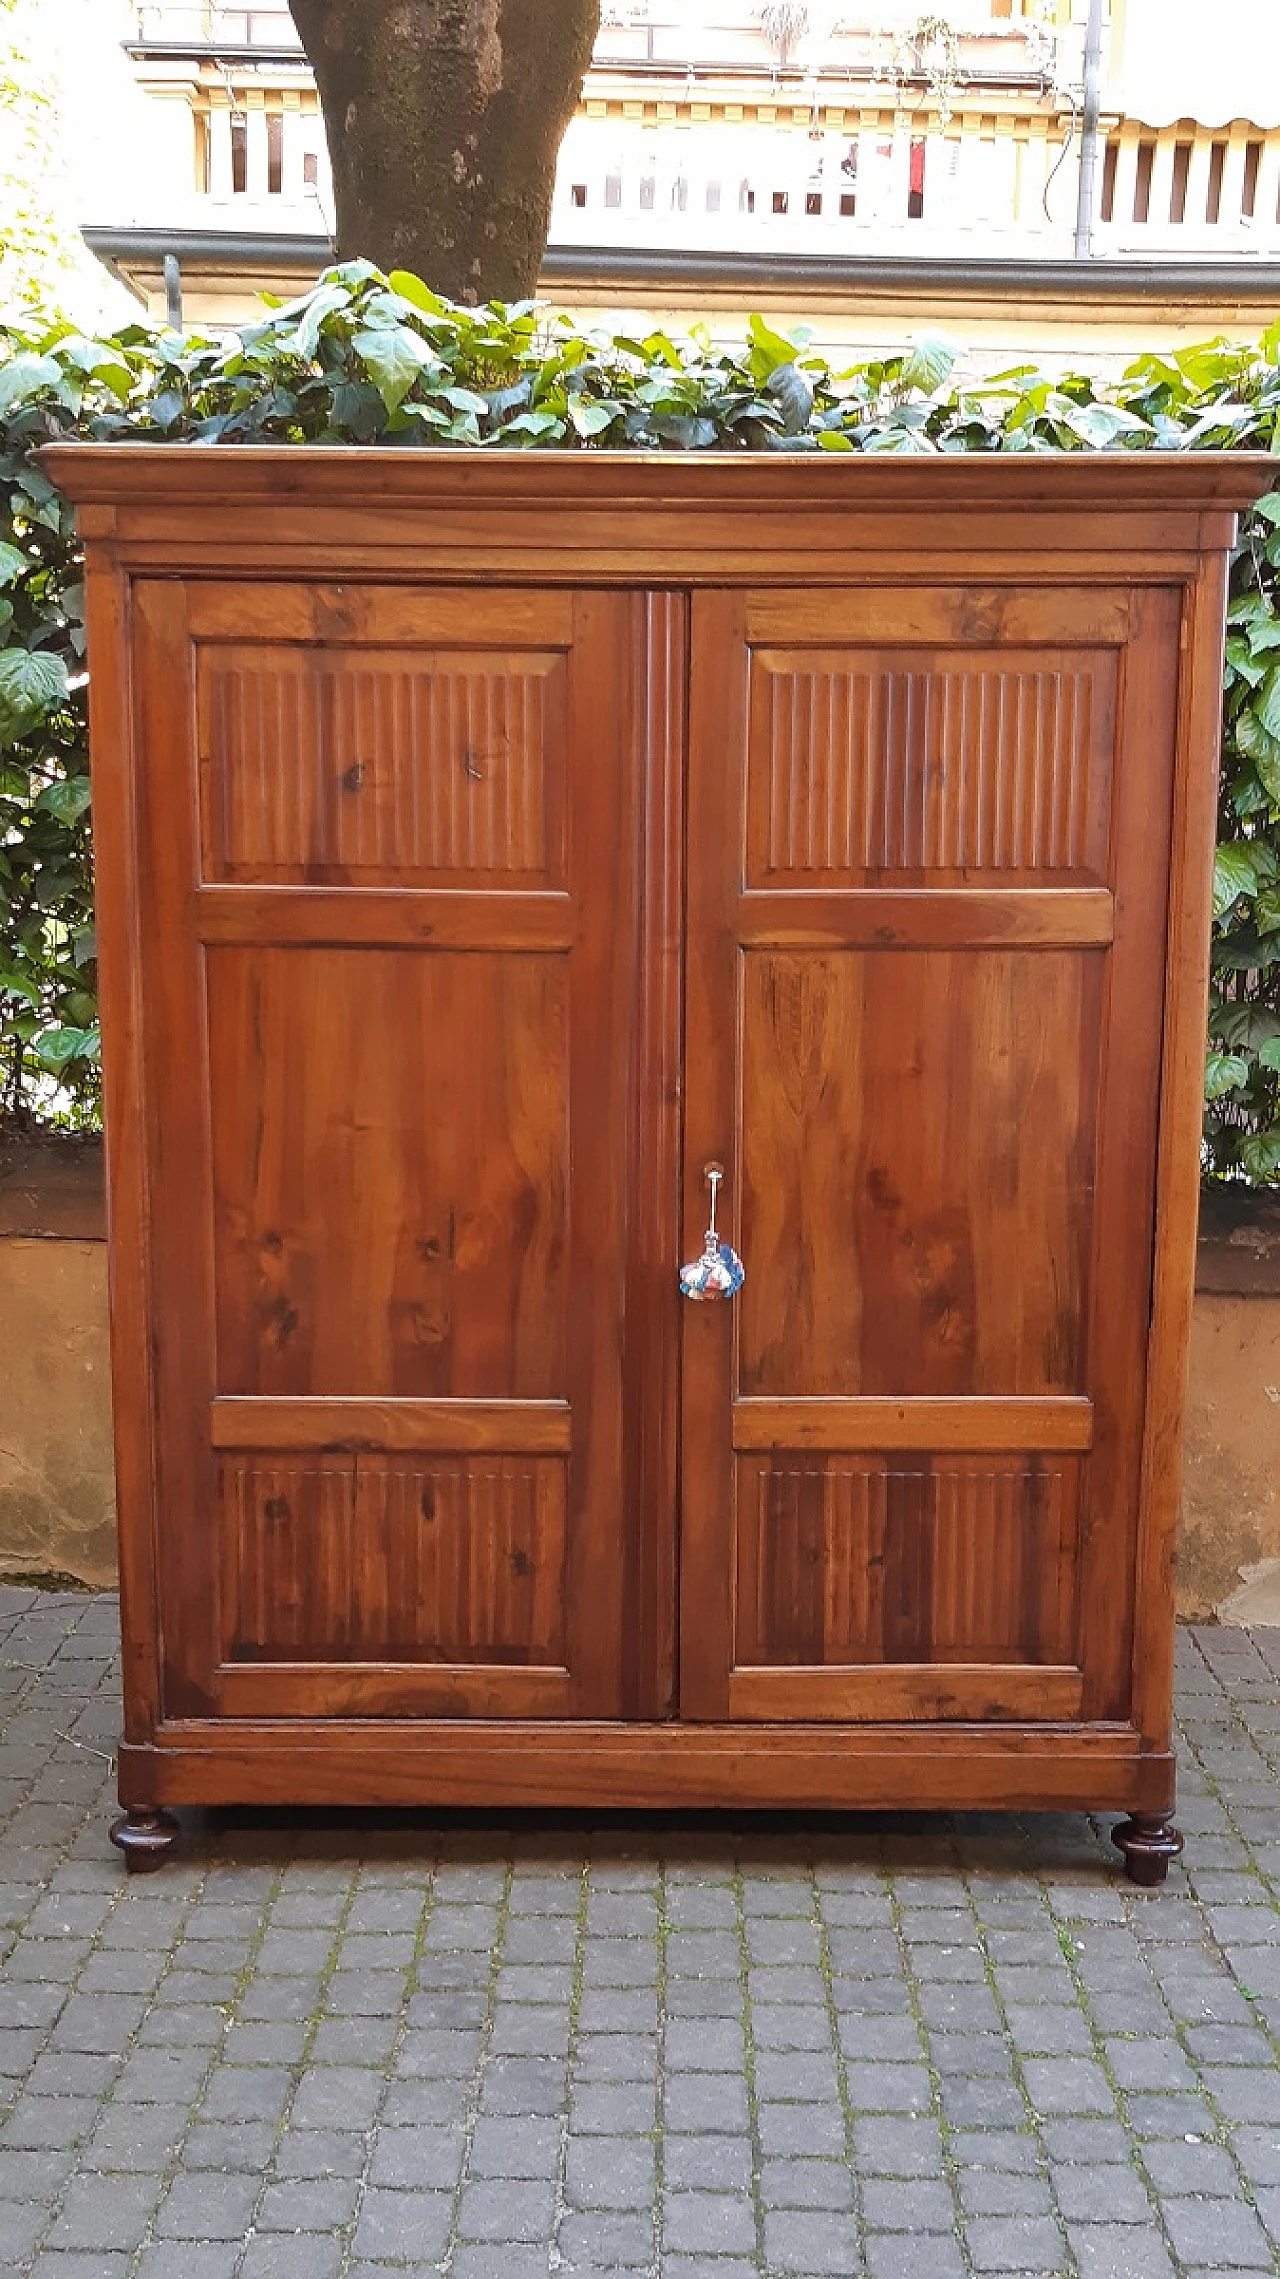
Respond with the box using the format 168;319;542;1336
1073;0;1105;257
163;252;183;330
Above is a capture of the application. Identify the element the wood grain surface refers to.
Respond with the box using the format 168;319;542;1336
60;447;1264;1823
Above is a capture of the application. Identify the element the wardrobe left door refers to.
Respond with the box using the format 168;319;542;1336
129;581;641;1723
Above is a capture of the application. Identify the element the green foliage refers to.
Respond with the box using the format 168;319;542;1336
2;272;1280;1178
0;316;157;1124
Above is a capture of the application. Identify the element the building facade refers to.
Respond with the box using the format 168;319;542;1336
79;1;1280;363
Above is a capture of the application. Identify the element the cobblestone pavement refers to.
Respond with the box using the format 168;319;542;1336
3;1594;1280;2277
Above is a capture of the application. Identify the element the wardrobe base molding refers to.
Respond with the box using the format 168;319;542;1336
119;1724;1172;1816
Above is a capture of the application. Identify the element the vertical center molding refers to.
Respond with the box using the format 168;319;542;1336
622;591;689;1720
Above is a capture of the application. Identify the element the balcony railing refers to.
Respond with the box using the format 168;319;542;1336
145;54;1280;265
133;6;301;47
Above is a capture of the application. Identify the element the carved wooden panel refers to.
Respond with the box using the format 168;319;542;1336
745;648;1116;884
737;948;1099;1398
207;945;569;1399
734;1454;1079;1667
221;1453;566;1664
198;646;567;886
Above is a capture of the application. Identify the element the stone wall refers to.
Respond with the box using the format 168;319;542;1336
2;1138;1279;1617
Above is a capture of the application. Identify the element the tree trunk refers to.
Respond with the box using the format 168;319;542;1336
288;0;601;303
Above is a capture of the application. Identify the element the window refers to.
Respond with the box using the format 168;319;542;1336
672;176;688;211
1100;138;1117;222
640;175;655;210
571;182;587;207
772;189;789;213
1206;140;1227;224
230;115;247;195
1243;140;1263;220
706;180;721;213
605;172;622;208
194;111;210;194
266;111;283;195
303;150;319;187
839;190;856;216
806;189;822;215
908;136;925;220
1169;141;1191;223
740;179;755;213
1133;141;1154;224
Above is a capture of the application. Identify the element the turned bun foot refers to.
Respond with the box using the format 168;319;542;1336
109;1807;180;1873
1113;1812;1183;1886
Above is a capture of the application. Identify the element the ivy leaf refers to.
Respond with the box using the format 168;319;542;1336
386;271;449;317
0;355;62;418
30;1022;95;1069
353;325;434;413
1206;1050;1250;1098
289;282;351;363
1062;402;1152;449
1256;886;1280;935
650;413;719;449
766;362;814;436
0;542;26;586
1240;1129;1280;1183
746;313;801;381
1227;637;1266;688
1258;664;1280;742
0;650;69;746
1260;1038;1280;1073
900;333;958;394
33;777;91;825
567;399;616;439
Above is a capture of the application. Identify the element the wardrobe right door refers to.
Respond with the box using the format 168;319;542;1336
678;584;1180;1728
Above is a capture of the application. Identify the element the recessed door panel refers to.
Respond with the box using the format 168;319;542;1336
681;587;1178;1725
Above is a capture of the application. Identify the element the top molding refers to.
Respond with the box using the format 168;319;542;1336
41;445;1275;584
45;443;1273;514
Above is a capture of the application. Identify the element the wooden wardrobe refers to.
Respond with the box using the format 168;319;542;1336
48;445;1269;1879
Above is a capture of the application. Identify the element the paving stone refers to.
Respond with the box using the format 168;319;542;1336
1052;2165;1155;2224
556;2209;654;2265
950;2129;1042;2172
757;2101;847;2158
271;2127;368;2180
866;2235;966;2279
255;2176;361;2230
44;2172;163;2253
663;2191;757;2254
1022;2058;1117;2116
1163;2196;1273;2265
351;2186;453;2261
759;2156;855;2210
135;2248;242;2279
565;2135;656;2210
243;2232;347;2279
967;2214;1068;2270
762;2206;860;2273
663;2073;750;2132
862;2177;954;2229
457;2178;558;2241
1066;2224;1178;2279
152;2169;262;2240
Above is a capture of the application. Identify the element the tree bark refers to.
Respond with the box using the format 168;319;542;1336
288;0;601;304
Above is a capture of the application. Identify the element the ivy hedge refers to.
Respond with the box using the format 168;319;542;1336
2;262;1280;1178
